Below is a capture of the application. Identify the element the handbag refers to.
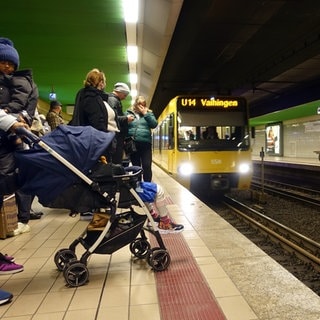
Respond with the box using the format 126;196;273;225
124;137;137;155
124;119;139;155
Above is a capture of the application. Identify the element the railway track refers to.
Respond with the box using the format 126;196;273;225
206;192;320;296
251;179;320;208
223;195;320;272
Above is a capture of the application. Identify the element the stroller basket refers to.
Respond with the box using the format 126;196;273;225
83;210;147;254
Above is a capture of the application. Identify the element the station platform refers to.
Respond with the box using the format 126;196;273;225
252;154;320;167
0;164;319;319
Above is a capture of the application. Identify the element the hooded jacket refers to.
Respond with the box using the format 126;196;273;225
0;69;38;124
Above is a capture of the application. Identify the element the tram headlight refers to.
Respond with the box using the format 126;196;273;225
239;163;251;174
178;162;193;176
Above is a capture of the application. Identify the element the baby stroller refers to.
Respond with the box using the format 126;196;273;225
15;125;171;287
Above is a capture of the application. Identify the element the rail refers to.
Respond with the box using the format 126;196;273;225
223;195;320;272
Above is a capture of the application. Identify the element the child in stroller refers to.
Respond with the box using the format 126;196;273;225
134;180;184;234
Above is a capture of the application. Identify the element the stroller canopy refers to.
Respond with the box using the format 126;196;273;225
15;125;115;205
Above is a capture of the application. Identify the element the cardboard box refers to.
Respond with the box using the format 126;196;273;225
0;194;18;239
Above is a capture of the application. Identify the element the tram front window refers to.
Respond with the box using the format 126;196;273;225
178;125;249;151
177;109;250;151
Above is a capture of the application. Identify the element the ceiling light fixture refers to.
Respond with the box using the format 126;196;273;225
130;73;138;84
123;0;138;23
127;45;138;63
122;0;139;104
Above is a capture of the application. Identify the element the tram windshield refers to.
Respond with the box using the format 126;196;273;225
177;110;250;151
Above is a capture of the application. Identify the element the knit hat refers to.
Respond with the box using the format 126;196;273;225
114;82;130;95
50;100;62;108
0;38;20;70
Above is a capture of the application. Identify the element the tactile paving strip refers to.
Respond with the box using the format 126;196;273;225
152;233;227;320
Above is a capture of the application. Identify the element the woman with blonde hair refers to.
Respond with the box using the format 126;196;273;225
70;68;119;162
125;96;157;182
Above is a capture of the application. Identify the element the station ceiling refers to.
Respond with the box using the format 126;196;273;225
3;0;320;120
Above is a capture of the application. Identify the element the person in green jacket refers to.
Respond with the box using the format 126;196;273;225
126;96;158;182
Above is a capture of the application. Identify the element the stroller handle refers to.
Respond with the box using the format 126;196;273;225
15;127;40;144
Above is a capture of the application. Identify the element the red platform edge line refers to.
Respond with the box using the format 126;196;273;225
151;233;227;320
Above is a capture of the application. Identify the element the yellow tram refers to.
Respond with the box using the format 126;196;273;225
152;96;253;195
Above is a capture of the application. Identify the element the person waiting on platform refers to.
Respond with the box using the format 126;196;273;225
107;82;134;164
125;96;157;182
0;37;43;233
69;68;120;163
46;100;64;131
0;109;28;304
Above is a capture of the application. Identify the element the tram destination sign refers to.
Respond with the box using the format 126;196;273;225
177;96;245;109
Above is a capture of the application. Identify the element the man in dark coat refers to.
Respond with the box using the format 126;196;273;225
107;82;134;164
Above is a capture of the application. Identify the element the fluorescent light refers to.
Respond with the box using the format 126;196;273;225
130;73;138;84
122;0;138;23
127;46;138;63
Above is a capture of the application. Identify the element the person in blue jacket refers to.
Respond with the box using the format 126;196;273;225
126;96;158;182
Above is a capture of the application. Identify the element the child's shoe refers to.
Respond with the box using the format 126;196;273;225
158;219;184;234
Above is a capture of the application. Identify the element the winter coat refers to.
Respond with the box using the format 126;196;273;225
126;109;158;144
0;69;38;124
70;86;119;132
108;92;129;136
0;69;38;152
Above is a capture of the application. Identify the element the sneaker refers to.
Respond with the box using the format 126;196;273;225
0;254;14;263
0;260;24;274
9;222;31;236
158;220;184;234
0;289;13;305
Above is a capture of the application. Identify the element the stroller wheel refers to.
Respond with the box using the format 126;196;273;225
130;238;151;259
146;247;160;266
54;249;77;271
63;261;89;287
147;248;171;272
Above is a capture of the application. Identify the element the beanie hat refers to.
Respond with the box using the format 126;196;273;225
0;38;20;70
50;100;62;109
114;82;130;95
